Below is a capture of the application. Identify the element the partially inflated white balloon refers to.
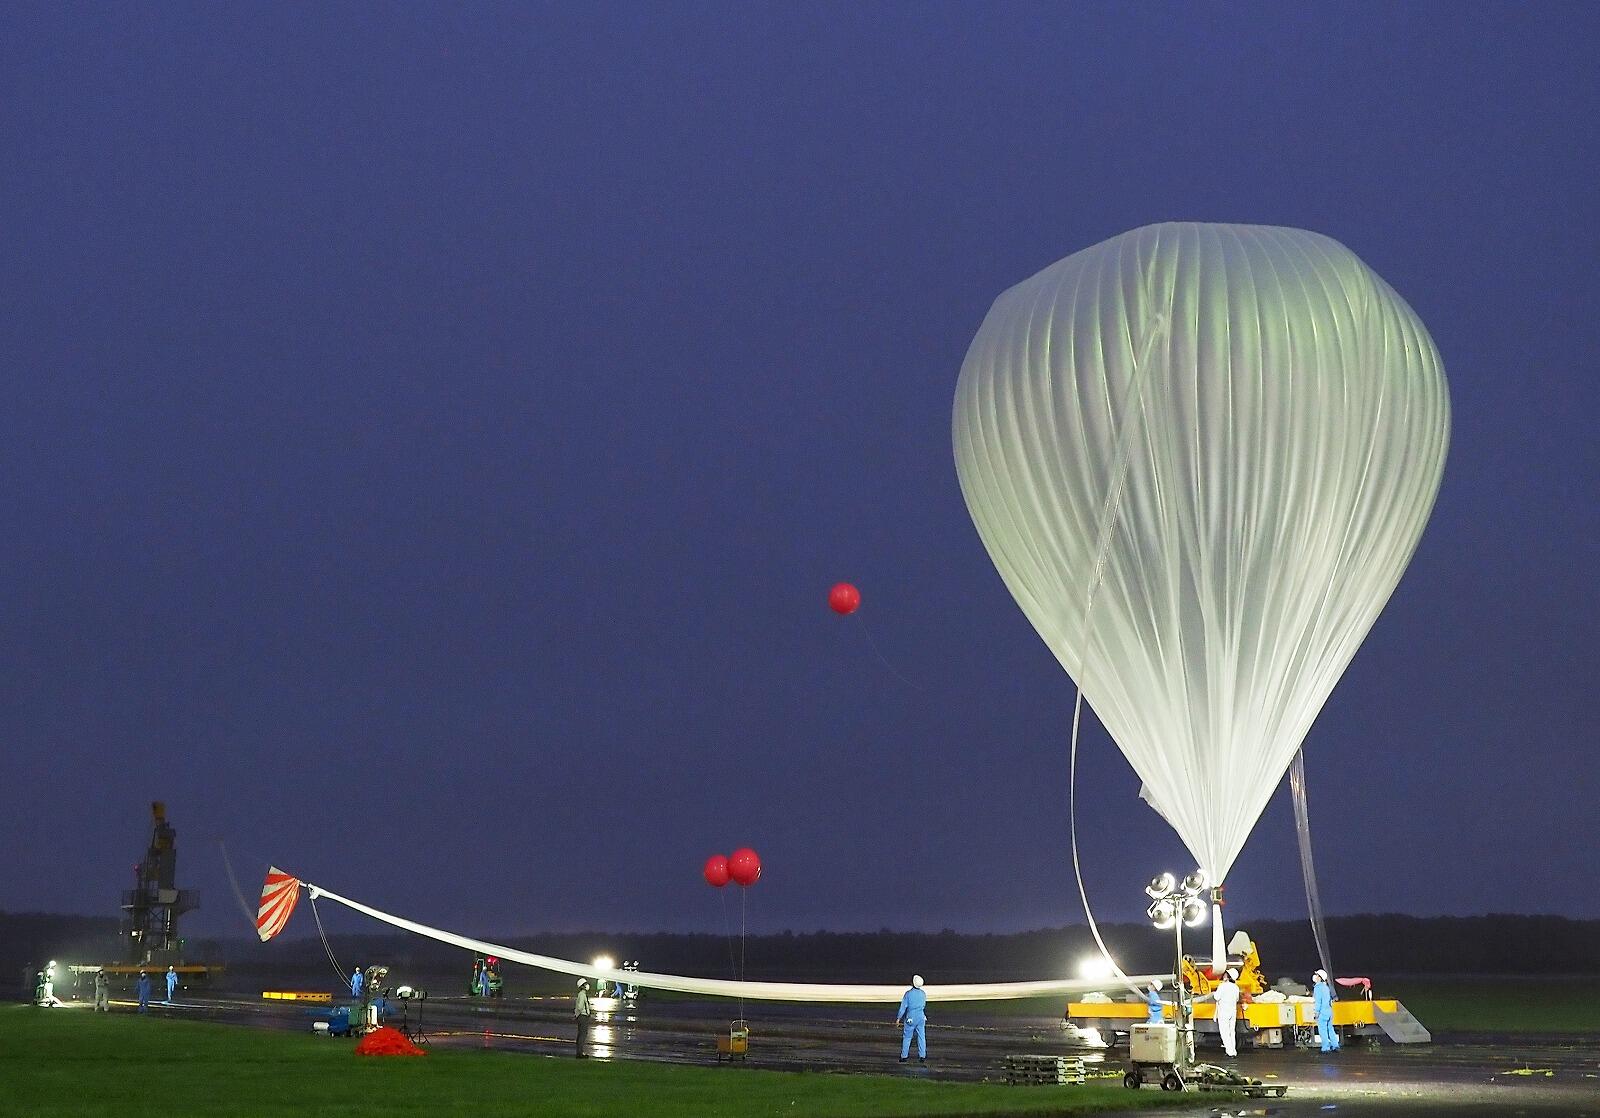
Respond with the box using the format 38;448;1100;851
954;222;1449;885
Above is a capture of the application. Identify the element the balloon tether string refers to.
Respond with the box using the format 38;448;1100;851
1067;299;1169;997
217;839;259;934
855;613;924;692
718;889;737;983
307;892;348;988
1290;748;1334;977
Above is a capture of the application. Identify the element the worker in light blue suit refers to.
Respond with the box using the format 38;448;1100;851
136;971;151;1014
166;966;178;1003
895;974;928;1062
351;968;364;1000
1145;979;1166;1024
1312;970;1340;1052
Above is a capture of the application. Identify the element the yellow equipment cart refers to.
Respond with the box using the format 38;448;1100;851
715;1020;750;1062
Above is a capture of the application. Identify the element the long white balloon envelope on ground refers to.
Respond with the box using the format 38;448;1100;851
297;881;1170;1002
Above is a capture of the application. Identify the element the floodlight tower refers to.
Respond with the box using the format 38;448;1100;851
1145;870;1210;1064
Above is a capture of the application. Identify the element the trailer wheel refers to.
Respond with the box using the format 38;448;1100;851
1123;1071;1141;1090
1161;1072;1184;1092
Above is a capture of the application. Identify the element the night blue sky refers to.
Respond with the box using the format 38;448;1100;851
3;3;1595;938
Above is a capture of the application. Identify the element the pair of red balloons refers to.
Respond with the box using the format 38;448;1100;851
704;848;761;888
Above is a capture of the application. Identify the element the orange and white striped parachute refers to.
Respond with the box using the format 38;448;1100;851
256;867;301;941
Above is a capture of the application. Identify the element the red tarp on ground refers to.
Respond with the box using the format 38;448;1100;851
354;1026;426;1057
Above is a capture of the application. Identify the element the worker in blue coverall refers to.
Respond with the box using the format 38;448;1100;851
478;966;492;999
166;966;178;1003
895;974;928;1062
1312;970;1340;1052
136;971;151;1014
1145;979;1166;1024
351;968;364;999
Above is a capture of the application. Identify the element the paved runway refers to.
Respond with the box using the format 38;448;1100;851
103;991;1600;1115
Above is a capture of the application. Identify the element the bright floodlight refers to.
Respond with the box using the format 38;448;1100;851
592;956;614;972
1182;871;1208;896
1077;955;1115;981
1145;872;1177;900
1182;898;1209;928
1148;899;1177;930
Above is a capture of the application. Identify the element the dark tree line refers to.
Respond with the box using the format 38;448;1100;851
9;911;1597;998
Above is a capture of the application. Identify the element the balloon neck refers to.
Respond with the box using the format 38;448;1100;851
1210;900;1227;974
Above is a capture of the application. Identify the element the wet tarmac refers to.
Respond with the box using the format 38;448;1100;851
100;992;1600;1115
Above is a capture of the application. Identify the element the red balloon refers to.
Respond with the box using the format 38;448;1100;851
728;847;762;887
703;854;731;888
828;582;861;615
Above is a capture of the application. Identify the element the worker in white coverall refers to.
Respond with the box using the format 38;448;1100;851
895;975;928;1062
1207;968;1243;1058
1312;970;1341;1052
574;979;592;1058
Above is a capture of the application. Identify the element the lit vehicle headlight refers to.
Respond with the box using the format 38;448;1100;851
1077;955;1115;981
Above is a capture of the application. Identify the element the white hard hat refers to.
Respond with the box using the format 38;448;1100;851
1226;968;1239;981
1150;979;1163;991
578;978;588;987
911;975;924;989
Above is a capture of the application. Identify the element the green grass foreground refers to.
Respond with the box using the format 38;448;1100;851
0;1006;1186;1118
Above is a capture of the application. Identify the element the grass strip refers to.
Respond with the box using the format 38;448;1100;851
0;1005;1189;1117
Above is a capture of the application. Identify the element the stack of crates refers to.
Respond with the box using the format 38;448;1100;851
1003;1054;1086;1085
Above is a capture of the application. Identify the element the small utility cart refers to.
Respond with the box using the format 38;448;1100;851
715;1020;750;1062
1122;1024;1188;1092
1122;1024;1286;1098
